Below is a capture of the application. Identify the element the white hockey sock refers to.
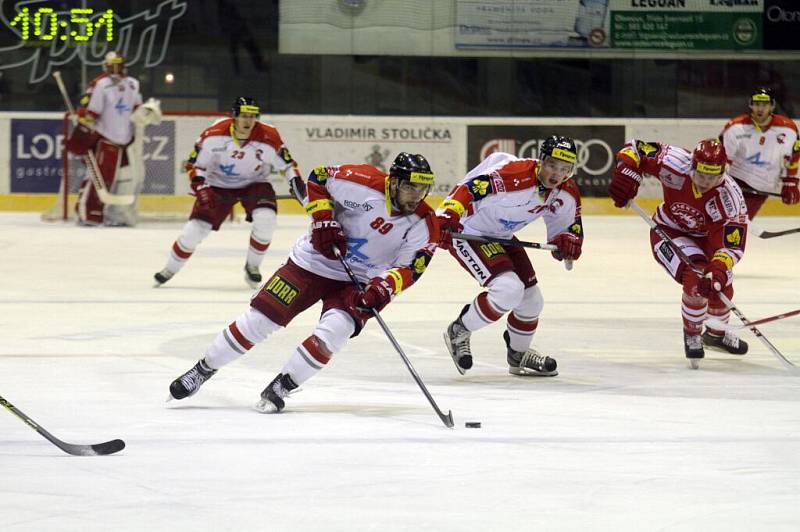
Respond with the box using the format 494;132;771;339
506;285;543;352
164;219;212;274
460;273;524;331
205;309;281;369
246;208;276;269
280;310;354;386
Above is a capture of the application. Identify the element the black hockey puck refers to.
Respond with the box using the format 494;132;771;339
465;422;481;428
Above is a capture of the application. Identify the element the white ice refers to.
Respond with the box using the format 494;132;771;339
1;212;799;532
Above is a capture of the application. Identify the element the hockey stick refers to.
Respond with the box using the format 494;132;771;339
52;71;134;206
734;183;800;239
334;248;455;428
630;201;797;371
0;395;125;456
451;232;574;271
706;308;800;331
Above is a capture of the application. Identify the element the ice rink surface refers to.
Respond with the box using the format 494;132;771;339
1;212;799;531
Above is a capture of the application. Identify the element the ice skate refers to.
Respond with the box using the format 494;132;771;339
168;359;217;400
504;331;557;376
254;373;298;413
443;316;472;375
153;268;174;287
702;329;748;355
244;264;262;289
684;331;704;369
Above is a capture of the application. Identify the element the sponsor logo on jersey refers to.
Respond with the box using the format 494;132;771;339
498;218;525;231
343;200;362;209
219;163;239;177
745;152;767;166
719;189;736;217
724;224;746;249
658;169;686;190
705;198;722;222
454;240;488;282
492;176;506;193
263;275;299;306
479;242;506;260
658;241;674;262
777;133;786;145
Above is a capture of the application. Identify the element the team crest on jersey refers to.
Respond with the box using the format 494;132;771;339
777;133;786;145
669;203;705;231
479;242;506;259
263;275;299;306
467;176;492;201
723;224;746;249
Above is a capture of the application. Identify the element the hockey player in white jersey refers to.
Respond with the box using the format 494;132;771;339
153;97;305;288
167;153;439;413
65;51;143;225
437;136;584;377
720;87;800;218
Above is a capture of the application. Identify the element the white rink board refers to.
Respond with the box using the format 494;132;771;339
1;212;800;531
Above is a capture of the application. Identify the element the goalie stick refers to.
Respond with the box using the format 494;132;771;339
334;248;455;428
451;232;574;271
52;71;135;206
1;395;125;456
630;201;797;372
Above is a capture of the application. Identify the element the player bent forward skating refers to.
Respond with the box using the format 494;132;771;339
608;138;749;367
168;153;438;412
436;136;585;377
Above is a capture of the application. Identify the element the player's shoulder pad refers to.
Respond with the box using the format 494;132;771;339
200;118;235;141
771;114;799;133
723;114;751;130
332;164;387;193
558;178;582;203
494;159;538;191
248;122;284;150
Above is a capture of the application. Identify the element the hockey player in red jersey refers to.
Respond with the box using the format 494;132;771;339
65;51;142;225
167;153;439;413
153;97;306;288
608;138;750;364
720;87;800;217
437;136;584;377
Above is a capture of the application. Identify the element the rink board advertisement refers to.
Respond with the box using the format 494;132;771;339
467;125;625;197
10;118;64;193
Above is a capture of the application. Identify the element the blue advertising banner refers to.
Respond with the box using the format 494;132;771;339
11;118;64;193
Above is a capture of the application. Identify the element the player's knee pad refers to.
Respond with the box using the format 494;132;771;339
313;309;355;355
487;272;525;312
251;208;277;243
237;308;282;344
179;218;213;249
515;284;543;317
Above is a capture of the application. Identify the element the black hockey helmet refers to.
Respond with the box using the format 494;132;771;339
231;96;260;116
750;87;775;105
539;135;577;166
389;152;435;188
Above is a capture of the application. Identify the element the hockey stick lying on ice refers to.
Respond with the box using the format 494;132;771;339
451;232;574;271
735;183;800;239
334;248;455;428
52;71;135;206
630;201;797;372
706;308;800;331
0;395;125;456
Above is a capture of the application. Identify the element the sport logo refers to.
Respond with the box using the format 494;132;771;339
479;242;506;259
263;275;299;306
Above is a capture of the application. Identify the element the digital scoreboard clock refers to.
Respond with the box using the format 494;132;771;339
10;7;114;42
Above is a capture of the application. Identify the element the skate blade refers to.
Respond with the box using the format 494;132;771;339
509;367;558;377
442;331;467;376
253;398;279;414
687;359;700;370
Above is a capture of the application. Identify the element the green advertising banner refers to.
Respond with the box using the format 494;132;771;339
610;0;763;50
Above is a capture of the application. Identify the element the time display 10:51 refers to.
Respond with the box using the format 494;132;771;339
10;8;114;42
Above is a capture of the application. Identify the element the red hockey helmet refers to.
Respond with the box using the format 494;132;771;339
691;139;726;191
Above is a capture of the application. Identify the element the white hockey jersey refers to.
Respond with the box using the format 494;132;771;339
720;113;800;194
293;164;438;292
438;152;583;242
80;74;142;145
186;118;297;189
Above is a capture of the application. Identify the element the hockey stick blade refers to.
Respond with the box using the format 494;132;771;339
1;395;126;456
755;227;800;239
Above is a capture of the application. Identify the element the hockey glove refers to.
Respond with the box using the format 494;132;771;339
549;232;582;261
310;219;348;260
781;178;800;205
608;161;642;208
436;210;463;251
697;261;728;298
355;277;393;312
191;180;217;210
